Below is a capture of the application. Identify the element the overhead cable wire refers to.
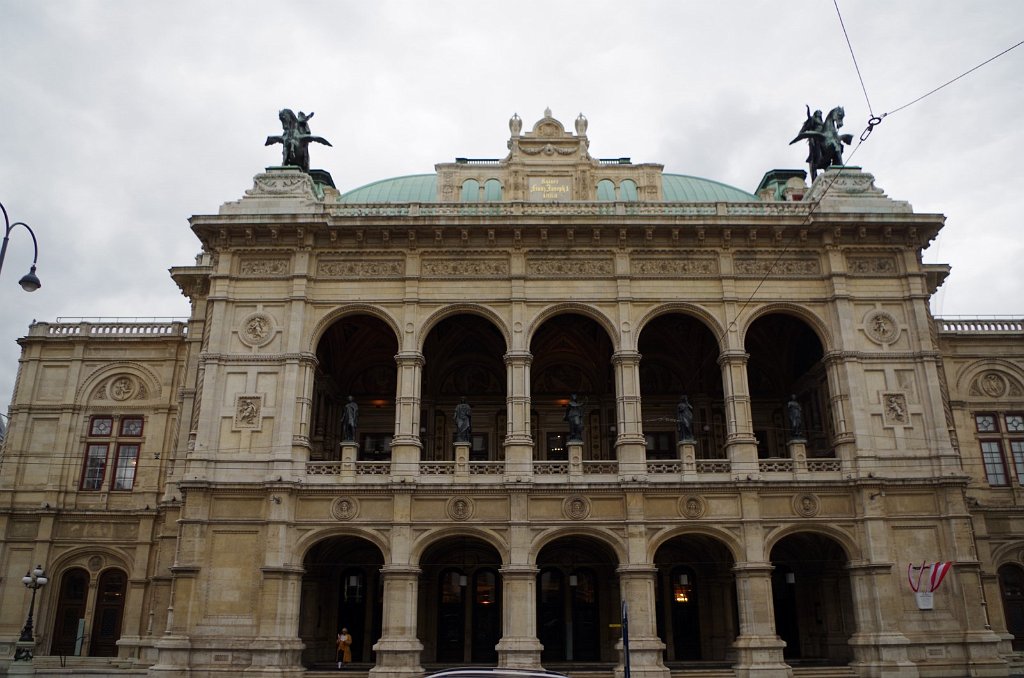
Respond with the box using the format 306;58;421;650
833;0;875;117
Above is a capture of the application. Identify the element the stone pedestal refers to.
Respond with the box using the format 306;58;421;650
568;441;584;475
454;441;471;476
340;443;357;479
679;441;696;479
787;439;807;476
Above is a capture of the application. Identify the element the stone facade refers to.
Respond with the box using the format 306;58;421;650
1;113;1022;678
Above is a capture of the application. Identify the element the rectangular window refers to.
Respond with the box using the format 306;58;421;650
360;433;392;461
470;433;489;461
90;416;114;437
1006;414;1024;433
645;431;675;459
976;414;998;433
1011;440;1024;484
982;441;1008;486
112;444;139;490
546;433;567;460
81;444;109;490
120;417;144;437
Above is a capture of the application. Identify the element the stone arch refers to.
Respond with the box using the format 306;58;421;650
307;304;402;355
763;523;861;563
635;303;726;353
528;525;627;565
46;545;134;581
74;361;163;405
294;526;391;565
739;302;834;353
989;541;1024;569
409;526;510;566
418;303;511;354
646;524;743;563
953;359;1024;400
526;303;619;353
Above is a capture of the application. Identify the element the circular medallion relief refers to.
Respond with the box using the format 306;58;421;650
109;376;137;401
793;493;820;518
88;555;104;572
864;310;900;345
446;496;474;521
239;312;275;348
981;372;1008;398
679;494;707;519
563;495;592;521
331;496;359;521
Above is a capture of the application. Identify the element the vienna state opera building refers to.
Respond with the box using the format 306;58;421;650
1;110;1023;678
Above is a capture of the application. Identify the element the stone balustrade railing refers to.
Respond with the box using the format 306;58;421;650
31;320;189;338
935;317;1024;334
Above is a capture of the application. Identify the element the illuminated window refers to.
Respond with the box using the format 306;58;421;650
112;445;139;490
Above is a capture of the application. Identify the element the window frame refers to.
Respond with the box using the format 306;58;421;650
80;444;110;491
81;415;144;492
111;443;140;491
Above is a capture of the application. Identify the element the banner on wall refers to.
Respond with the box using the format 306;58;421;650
908;561;953;610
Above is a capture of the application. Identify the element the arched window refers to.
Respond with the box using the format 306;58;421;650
620;179;638;201
596;179;616;201
483;179;502;202
460;179;480;203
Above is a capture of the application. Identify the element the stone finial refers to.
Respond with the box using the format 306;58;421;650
509;113;522;136
575;113;588;136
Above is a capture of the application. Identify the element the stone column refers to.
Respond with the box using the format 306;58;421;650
391;352;424;479
496;565;543;668
615;565;669;678
719;349;759;478
504;350;533;478
732;562;790;678
612;350;647;477
370;565;424;678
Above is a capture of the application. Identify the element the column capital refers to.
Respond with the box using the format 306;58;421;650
717;349;750;365
394;351;424;366
611;350;642;365
503;350;533;365
616;564;659;576
380;564;421;577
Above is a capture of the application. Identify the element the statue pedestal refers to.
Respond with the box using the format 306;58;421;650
454;442;471;476
788;439;808;477
567;441;584;475
340;443;358;480
679;441;697;479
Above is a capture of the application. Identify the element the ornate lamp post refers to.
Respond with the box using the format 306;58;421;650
0;200;42;292
13;564;48;661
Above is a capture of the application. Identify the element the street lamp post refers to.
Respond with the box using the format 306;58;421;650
0;200;42;292
13;564;48;661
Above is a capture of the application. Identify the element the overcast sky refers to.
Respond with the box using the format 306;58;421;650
0;1;1021;408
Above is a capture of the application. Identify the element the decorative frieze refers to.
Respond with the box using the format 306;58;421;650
317;259;404;278
239;258;290;276
527;256;613;277
633;256;718;277
733;254;820;276
421;258;509;278
847;254;898;275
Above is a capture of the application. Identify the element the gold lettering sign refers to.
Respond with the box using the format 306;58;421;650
528;176;572;202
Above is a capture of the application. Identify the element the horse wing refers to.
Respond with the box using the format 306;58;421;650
839;134;853;145
789;131;825;145
309;136;333;147
265;135;284;146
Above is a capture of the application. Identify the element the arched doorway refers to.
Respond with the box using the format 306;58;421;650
536;535;620;665
530;313;615;462
745;313;833;458
419;536;503;665
421;314;507;462
999;563;1024;650
300;536;385;668
311;314;399;462
653;534;737;664
770;532;854;666
50;568;90;656
638;313;725;460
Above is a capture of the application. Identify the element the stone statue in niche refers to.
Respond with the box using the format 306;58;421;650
676;395;695;442
265;109;332;173
341;395;359;443
454;397;472;443
564;393;586;442
786;394;805;441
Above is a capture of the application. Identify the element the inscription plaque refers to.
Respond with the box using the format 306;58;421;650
528;176;572;201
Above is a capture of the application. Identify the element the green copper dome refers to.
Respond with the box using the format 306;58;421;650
338;172;757;203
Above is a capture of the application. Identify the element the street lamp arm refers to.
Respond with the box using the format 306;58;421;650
0;199;42;292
